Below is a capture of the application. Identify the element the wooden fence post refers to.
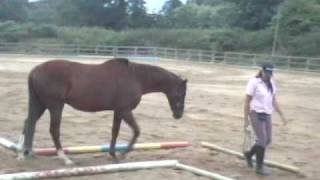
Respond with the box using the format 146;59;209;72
287;57;291;70
305;59;310;71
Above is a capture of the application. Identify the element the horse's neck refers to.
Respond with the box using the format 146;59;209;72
134;64;173;94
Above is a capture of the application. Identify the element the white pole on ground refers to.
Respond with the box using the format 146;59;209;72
201;142;301;174
0;160;178;180
0;137;17;151
175;163;235;180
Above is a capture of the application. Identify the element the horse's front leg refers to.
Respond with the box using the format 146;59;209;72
49;105;73;165
121;110;140;157
109;110;122;163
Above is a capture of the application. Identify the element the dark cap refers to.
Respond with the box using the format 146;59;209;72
261;62;274;76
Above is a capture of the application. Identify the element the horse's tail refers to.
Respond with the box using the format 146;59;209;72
19;71;46;154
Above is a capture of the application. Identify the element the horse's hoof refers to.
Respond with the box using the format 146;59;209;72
21;149;34;157
16;154;25;161
65;159;74;166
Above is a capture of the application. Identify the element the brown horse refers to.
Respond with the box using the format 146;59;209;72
17;58;187;164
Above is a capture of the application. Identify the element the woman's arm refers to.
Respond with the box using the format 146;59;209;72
273;96;287;125
244;95;252;129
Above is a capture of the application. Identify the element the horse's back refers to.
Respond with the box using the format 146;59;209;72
30;59;74;80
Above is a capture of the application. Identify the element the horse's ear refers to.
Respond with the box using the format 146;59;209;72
181;79;187;88
178;75;187;84
183;79;188;84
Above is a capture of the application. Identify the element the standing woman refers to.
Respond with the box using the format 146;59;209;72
243;63;287;176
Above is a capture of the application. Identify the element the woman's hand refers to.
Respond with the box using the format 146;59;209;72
273;96;287;126
280;114;288;126
244;117;250;129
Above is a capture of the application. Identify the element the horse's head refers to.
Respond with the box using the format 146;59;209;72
166;78;187;119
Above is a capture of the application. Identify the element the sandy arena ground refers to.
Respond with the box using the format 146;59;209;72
0;55;319;180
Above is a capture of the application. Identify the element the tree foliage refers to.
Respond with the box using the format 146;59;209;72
0;0;319;56
127;0;150;28
0;0;28;22
161;0;183;15
231;0;284;30
277;0;320;55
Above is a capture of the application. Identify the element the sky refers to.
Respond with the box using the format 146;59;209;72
145;0;187;13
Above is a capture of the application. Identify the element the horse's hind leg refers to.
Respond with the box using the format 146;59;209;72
121;110;140;157
48;104;73;165
17;103;46;159
109;110;122;163
18;78;46;159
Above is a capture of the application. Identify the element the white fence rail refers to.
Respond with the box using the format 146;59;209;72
0;42;319;72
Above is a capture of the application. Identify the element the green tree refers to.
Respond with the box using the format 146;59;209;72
232;0;284;30
127;0;150;28
165;3;237;29
280;0;320;36
56;0;128;29
161;0;183;15
156;0;183;27
186;0;224;6
277;0;320;56
0;0;28;22
106;0;128;30
27;0;63;24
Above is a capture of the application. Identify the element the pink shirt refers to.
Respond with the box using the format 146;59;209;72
246;77;276;115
